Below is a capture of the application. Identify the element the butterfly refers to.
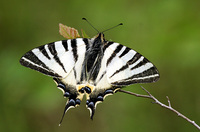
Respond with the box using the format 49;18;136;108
20;25;159;124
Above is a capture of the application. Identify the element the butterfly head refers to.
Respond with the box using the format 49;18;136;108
92;33;106;48
95;33;105;42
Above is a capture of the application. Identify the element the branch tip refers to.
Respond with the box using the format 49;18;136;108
118;87;200;130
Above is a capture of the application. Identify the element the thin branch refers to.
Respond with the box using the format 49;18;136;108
118;87;200;130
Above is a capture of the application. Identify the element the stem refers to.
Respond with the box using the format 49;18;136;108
118;87;200;130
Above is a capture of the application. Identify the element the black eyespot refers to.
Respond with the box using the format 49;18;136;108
76;99;81;105
86;100;90;105
85;86;91;94
68;99;76;106
104;89;113;95
79;88;85;93
97;95;104;101
63;92;70;97
88;101;94;109
58;83;66;91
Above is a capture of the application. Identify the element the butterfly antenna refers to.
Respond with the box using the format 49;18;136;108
102;23;123;33
82;18;99;33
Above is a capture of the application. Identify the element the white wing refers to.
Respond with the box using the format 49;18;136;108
20;38;89;78
103;42;159;86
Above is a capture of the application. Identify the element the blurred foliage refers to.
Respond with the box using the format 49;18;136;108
0;0;200;132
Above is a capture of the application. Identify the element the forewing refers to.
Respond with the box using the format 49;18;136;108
20;38;90;124
103;42;160;86
20;38;89;78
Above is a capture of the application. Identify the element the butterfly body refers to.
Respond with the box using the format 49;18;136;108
20;32;159;122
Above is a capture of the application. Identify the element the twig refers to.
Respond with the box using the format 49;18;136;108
118;87;200;130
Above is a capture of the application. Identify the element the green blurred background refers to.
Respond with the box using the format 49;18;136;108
1;0;200;131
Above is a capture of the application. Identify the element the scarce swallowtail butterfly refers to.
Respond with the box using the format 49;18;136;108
20;22;159;124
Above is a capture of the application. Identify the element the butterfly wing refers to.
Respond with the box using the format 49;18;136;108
20;38;89;78
84;41;159;119
103;42;160;86
20;38;90;124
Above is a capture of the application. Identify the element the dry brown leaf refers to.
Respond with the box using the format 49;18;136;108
59;23;80;39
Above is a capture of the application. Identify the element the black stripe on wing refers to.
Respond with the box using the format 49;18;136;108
110;52;142;78
62;40;68;51
130;57;148;70
71;39;78;62
106;44;123;66
83;38;90;50
103;41;114;52
119;47;130;58
48;43;67;72
111;66;159;86
38;45;50;59
20;51;61;77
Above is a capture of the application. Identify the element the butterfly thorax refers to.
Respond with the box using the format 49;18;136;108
81;33;105;83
